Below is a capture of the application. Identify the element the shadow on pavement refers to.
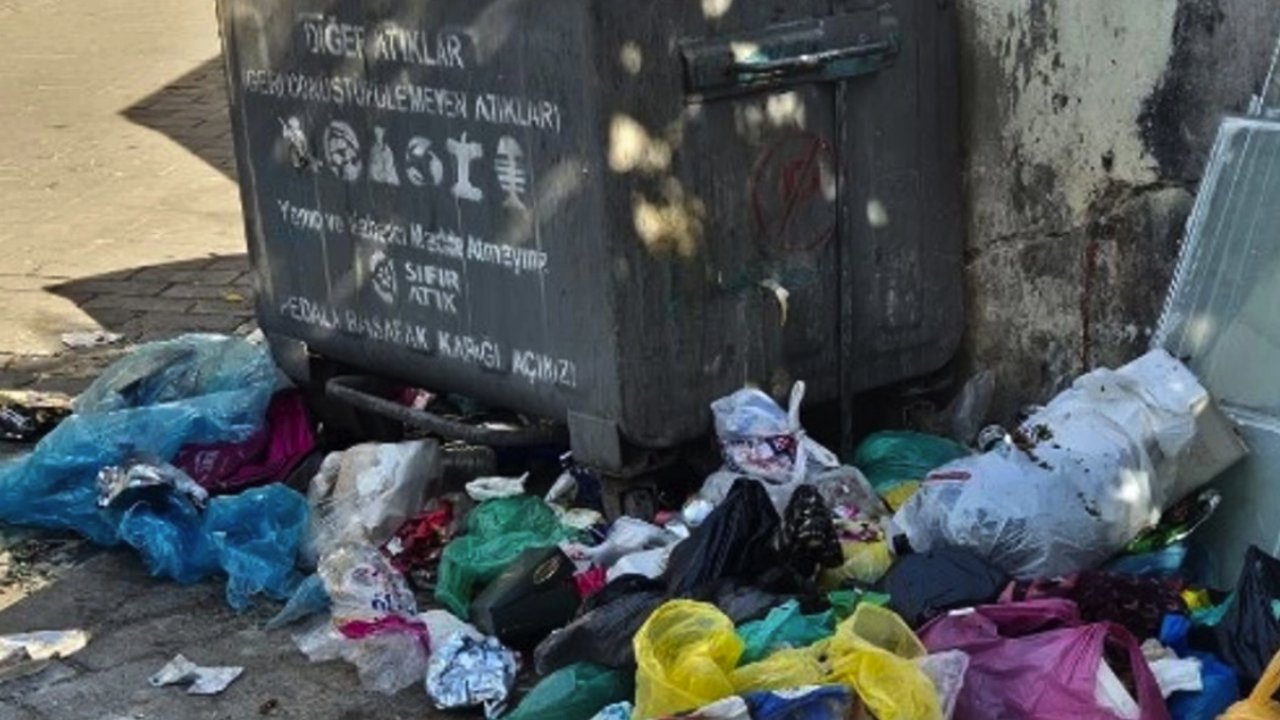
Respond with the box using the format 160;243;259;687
121;56;237;181
0;255;255;395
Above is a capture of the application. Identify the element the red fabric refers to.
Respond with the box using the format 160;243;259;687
574;566;608;600
918;599;1170;720
382;500;455;574
175;390;316;494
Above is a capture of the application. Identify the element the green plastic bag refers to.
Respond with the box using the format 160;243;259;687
827;588;891;621
851;431;969;497
435;496;568;615
504;663;633;720
736;600;835;664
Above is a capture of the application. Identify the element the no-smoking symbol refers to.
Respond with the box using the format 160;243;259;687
750;131;836;254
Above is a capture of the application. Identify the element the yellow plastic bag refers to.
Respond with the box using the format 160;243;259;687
819;540;894;589
1222;649;1280;719
824;604;940;720
633;600;744;719
730;648;825;693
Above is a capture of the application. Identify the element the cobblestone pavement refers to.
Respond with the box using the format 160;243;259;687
0;0;251;394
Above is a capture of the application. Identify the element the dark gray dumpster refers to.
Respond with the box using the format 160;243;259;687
216;0;964;468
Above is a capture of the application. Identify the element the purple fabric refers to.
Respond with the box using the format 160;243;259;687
918;599;1170;720
175;390;315;494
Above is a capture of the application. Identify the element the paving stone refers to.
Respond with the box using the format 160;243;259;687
158;284;238;300
82;296;192;314
130;268;241;285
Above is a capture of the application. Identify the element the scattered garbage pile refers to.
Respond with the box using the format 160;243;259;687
5;333;1280;719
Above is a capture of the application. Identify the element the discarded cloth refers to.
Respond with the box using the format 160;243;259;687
435;495;569;616
999;571;1187;641
893;350;1210;579
0;334;277;543
919;599;1170;720
174;389;315;494
880;546;1008;627
424;634;520;719
782;485;843;578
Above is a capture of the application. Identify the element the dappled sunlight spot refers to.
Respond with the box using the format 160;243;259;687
619;42;643;75
734;104;767;144
632;179;705;258
609;114;671;173
1185;313;1214;352
765;92;807;128
866;198;889;228
702;0;733;19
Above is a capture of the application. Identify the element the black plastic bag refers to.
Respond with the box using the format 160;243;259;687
879;546;1009;627
783;485;844;578
1211;545;1280;688
663;478;781;598
533;590;666;674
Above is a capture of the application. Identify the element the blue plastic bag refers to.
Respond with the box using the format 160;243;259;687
0;334;277;543
744;685;854;720
1160;614;1240;720
205;484;309;610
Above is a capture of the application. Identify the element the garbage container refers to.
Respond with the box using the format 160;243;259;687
216;0;964;469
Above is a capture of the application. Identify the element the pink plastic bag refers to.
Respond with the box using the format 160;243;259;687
918;599;1170;720
175;390;316;494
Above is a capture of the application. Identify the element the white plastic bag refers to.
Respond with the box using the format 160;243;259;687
562;517;680;569
711;382;838;485
307;440;439;560
294;545;429;694
891;349;1210;579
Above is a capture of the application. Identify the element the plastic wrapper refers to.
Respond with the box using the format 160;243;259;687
736;600;834;664
296;545;429;694
502;662;633;720
308;440;440;561
0;334;277;543
633;600;744;719
919;599;1170;720
97;456;209;508
149;654;244;695
561;517;679;569
425;634;519;718
892;349;1210;579
466;473;528;501
435;495;569;616
782;485;843;577
743;686;856;720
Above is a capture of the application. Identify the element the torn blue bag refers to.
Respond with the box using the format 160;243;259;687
0;334;278;542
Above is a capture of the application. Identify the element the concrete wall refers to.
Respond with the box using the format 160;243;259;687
957;0;1280;418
